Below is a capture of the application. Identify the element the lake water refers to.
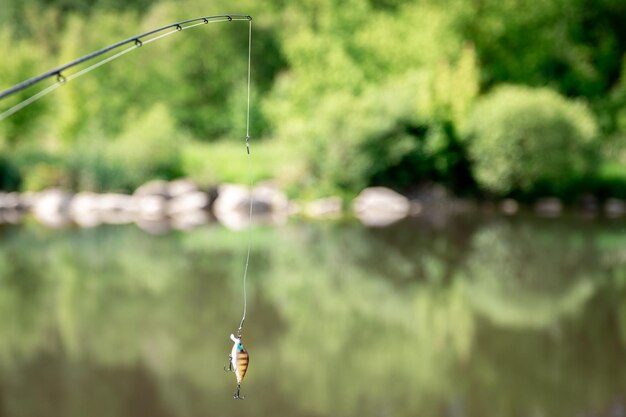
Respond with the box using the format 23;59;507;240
0;214;625;417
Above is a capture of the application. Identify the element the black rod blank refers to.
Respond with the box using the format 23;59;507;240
0;14;252;100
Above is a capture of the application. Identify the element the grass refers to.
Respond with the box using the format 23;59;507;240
181;138;305;188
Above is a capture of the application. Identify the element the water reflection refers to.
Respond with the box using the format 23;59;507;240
0;216;624;417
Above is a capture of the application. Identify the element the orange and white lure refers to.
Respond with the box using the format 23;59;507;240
226;333;249;399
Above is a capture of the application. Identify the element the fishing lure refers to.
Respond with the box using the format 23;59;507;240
225;333;249;399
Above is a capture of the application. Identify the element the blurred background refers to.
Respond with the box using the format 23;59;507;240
0;0;625;416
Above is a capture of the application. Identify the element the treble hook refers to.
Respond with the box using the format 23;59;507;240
234;383;245;400
224;354;233;372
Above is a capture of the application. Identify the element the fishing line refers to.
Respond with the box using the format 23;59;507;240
225;17;252;401
0;15;251;120
238;17;253;338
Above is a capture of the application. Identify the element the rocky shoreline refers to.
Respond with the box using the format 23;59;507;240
0;179;624;232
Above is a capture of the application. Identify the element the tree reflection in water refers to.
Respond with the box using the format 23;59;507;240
0;216;624;417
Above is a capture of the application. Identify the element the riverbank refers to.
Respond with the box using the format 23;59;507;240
1;179;625;233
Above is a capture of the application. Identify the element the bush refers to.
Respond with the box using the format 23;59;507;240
285;73;424;196
266;44;481;197
15;104;184;193
100;104;184;191
7;150;66;191
464;85;598;196
263;2;474;196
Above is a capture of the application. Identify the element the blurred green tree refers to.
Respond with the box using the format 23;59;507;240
265;1;479;195
464;85;598;196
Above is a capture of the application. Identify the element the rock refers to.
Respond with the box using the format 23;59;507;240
303;197;343;219
0;192;20;210
0;192;25;224
0;194;24;225
32;189;72;227
135;218;171;235
69;192;102;227
0;209;25;224
534;197;562;217
213;183;288;229
135;194;168;221
168;178;199;198
605;198;625;217
253;184;289;214
409;201;423;216
287;201;302;216
19;192;37;210
98;193;135;224
213;184;248;224
4;209;23;224
167;191;210;216
69;193;137;226
411;183;449;205
171;210;210;230
353;187;410;227
579;194;599;213
167;189;212;229
134;180;170;198
500;199;519;215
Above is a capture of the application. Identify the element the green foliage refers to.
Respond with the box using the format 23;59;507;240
103;104;184;190
0;0;625;198
0;154;21;191
11;104;183;192
11;150;65;191
458;0;626;150
181;138;298;187
265;3;479;195
292;75;422;195
0;29;49;146
461;0;626;98
373;47;480;192
267;2;463;112
464;85;598;196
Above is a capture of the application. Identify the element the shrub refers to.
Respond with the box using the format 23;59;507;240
289;73;425;196
464;85;598;196
263;2;474;196
102;104;184;191
64;104;184;192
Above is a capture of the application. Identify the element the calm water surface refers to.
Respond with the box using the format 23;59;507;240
0;214;625;417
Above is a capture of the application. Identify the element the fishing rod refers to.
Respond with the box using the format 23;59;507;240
0;14;252;120
1;13;256;399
